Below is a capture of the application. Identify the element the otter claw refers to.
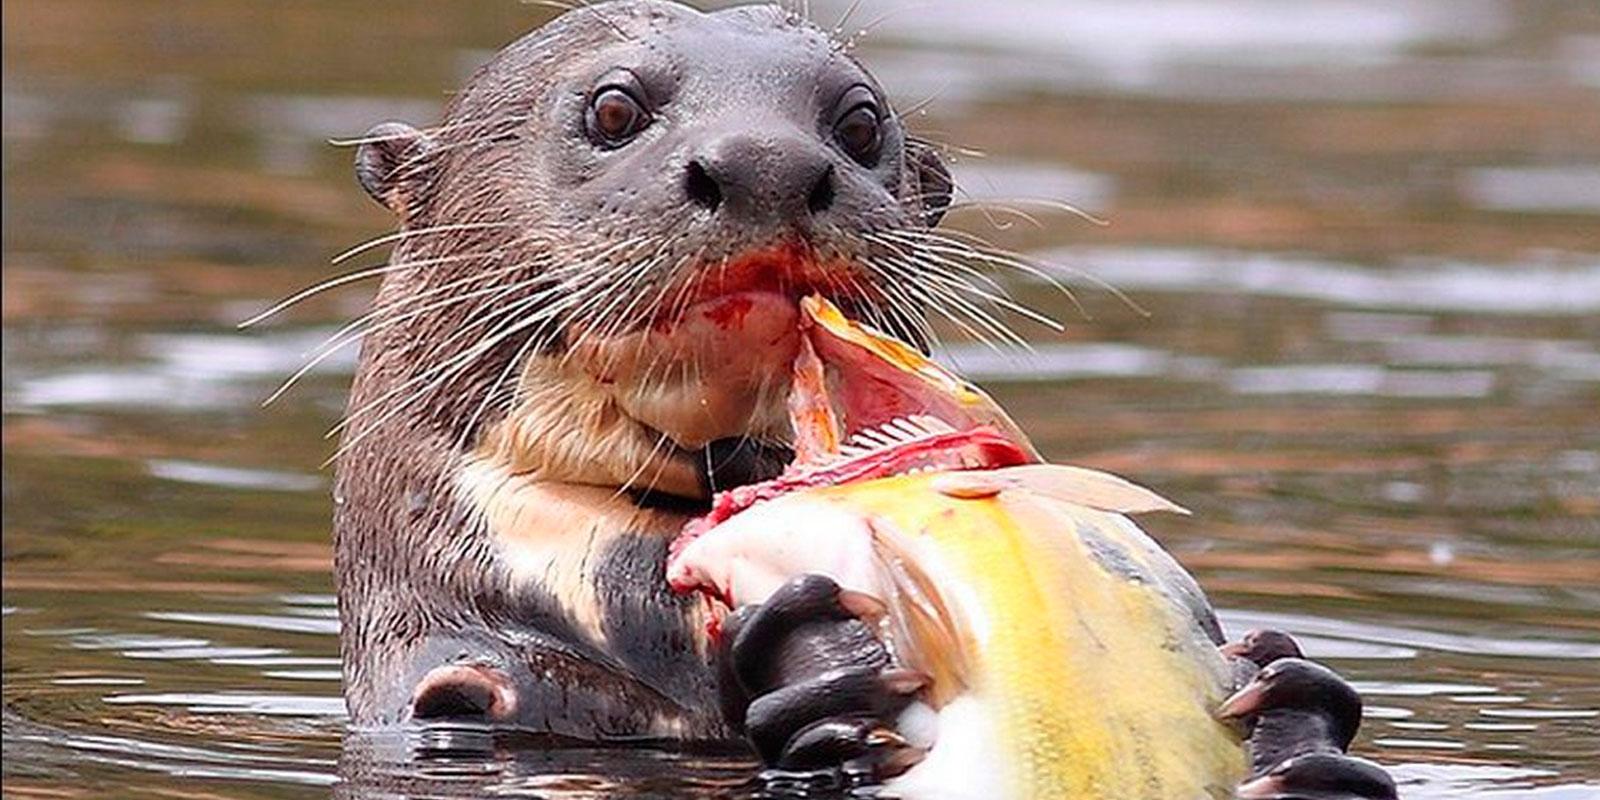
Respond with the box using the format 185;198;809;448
745;664;921;764
1219;658;1362;750
775;718;925;778
1221;628;1306;668
1215;653;1391;797
718;574;914;771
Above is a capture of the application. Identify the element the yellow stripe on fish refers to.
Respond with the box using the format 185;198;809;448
802;469;1248;800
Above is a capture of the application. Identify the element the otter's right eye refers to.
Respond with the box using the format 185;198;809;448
587;88;650;147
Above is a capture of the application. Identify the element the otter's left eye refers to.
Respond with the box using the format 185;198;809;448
833;86;883;166
588;87;649;147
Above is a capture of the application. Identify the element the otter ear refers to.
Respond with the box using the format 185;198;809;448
354;122;438;219
906;137;953;227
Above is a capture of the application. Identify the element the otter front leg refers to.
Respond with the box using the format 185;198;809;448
1219;629;1398;800
385;469;731;739
717;575;927;775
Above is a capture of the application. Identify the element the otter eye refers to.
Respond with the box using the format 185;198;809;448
833;86;883;166
588;87;649;147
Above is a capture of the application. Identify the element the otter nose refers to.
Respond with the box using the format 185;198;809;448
684;133;836;221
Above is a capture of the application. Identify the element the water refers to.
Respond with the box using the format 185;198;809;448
4;1;1598;797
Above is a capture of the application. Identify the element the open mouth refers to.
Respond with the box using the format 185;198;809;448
594;242;874;341
549;242;1034;508
668;295;1039;573
663;242;864;314
560;246;886;454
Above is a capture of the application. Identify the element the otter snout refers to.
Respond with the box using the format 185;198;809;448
685;131;837;223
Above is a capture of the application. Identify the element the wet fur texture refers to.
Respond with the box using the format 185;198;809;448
334;0;948;735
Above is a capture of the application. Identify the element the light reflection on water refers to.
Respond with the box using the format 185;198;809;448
6;590;1599;797
4;0;1599;797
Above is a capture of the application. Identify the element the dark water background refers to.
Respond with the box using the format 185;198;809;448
4;1;1598;797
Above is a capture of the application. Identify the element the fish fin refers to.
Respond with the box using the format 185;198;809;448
788;335;844;463
993;464;1191;516
869;520;971;707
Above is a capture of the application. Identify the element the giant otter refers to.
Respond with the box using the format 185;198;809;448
337;0;951;740
330;1;1391;793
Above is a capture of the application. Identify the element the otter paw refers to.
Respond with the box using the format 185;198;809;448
716;574;923;775
409;662;518;723
1217;654;1394;798
1219;657;1363;771
1236;752;1398;800
1221;627;1306;668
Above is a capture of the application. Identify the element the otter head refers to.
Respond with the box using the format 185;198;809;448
348;0;951;501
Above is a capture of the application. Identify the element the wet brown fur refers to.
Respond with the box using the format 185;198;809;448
332;0;951;736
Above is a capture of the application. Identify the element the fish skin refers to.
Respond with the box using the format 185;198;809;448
668;295;1247;796
671;466;1249;799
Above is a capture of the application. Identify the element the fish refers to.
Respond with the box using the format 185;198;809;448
668;297;1249;799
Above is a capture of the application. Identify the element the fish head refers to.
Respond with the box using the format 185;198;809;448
793;295;1039;465
668;295;1040;595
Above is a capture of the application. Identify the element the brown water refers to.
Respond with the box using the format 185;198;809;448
4;1;1598;798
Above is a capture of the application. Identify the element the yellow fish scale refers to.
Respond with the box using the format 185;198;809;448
819;473;1248;800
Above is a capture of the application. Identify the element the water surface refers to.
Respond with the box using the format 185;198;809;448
4;1;1598;797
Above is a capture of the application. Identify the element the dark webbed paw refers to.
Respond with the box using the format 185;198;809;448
1236;753;1398;800
715;574;924;775
1218;629;1396;800
1220;657;1363;769
1223;628;1306;668
410;663;518;722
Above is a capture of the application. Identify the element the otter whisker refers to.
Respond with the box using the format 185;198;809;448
265;266;559;407
866;231;1064;332
885;269;1013;353
839;5;920;51
326;113;533;147
522;0;635;42
368;232;633;346
661;249;712;329
864;229;1010;296
878;227;1098;318
612;425;678;501
896;92;945;121
266;227;603;407
850;266;939;351
882;252;1062;335
338;256;541;334
334;258;611;430
565;258;665;376
946;197;1109;228
899;226;1148;318
862;232;1000;341
452;297;567;457
832;245;933;345
384;123;524;185
241;263;406;330
241;249;522;330
622;247;706;405
332;222;510;265
589;243;691;375
874;257;1027;352
860;248;1006;347
329;285;601;462
585;239;707;380
575;236;678;348
306;245;568;362
952;199;1046;232
554;249;667;364
832;0;867;37
378;277;571;378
